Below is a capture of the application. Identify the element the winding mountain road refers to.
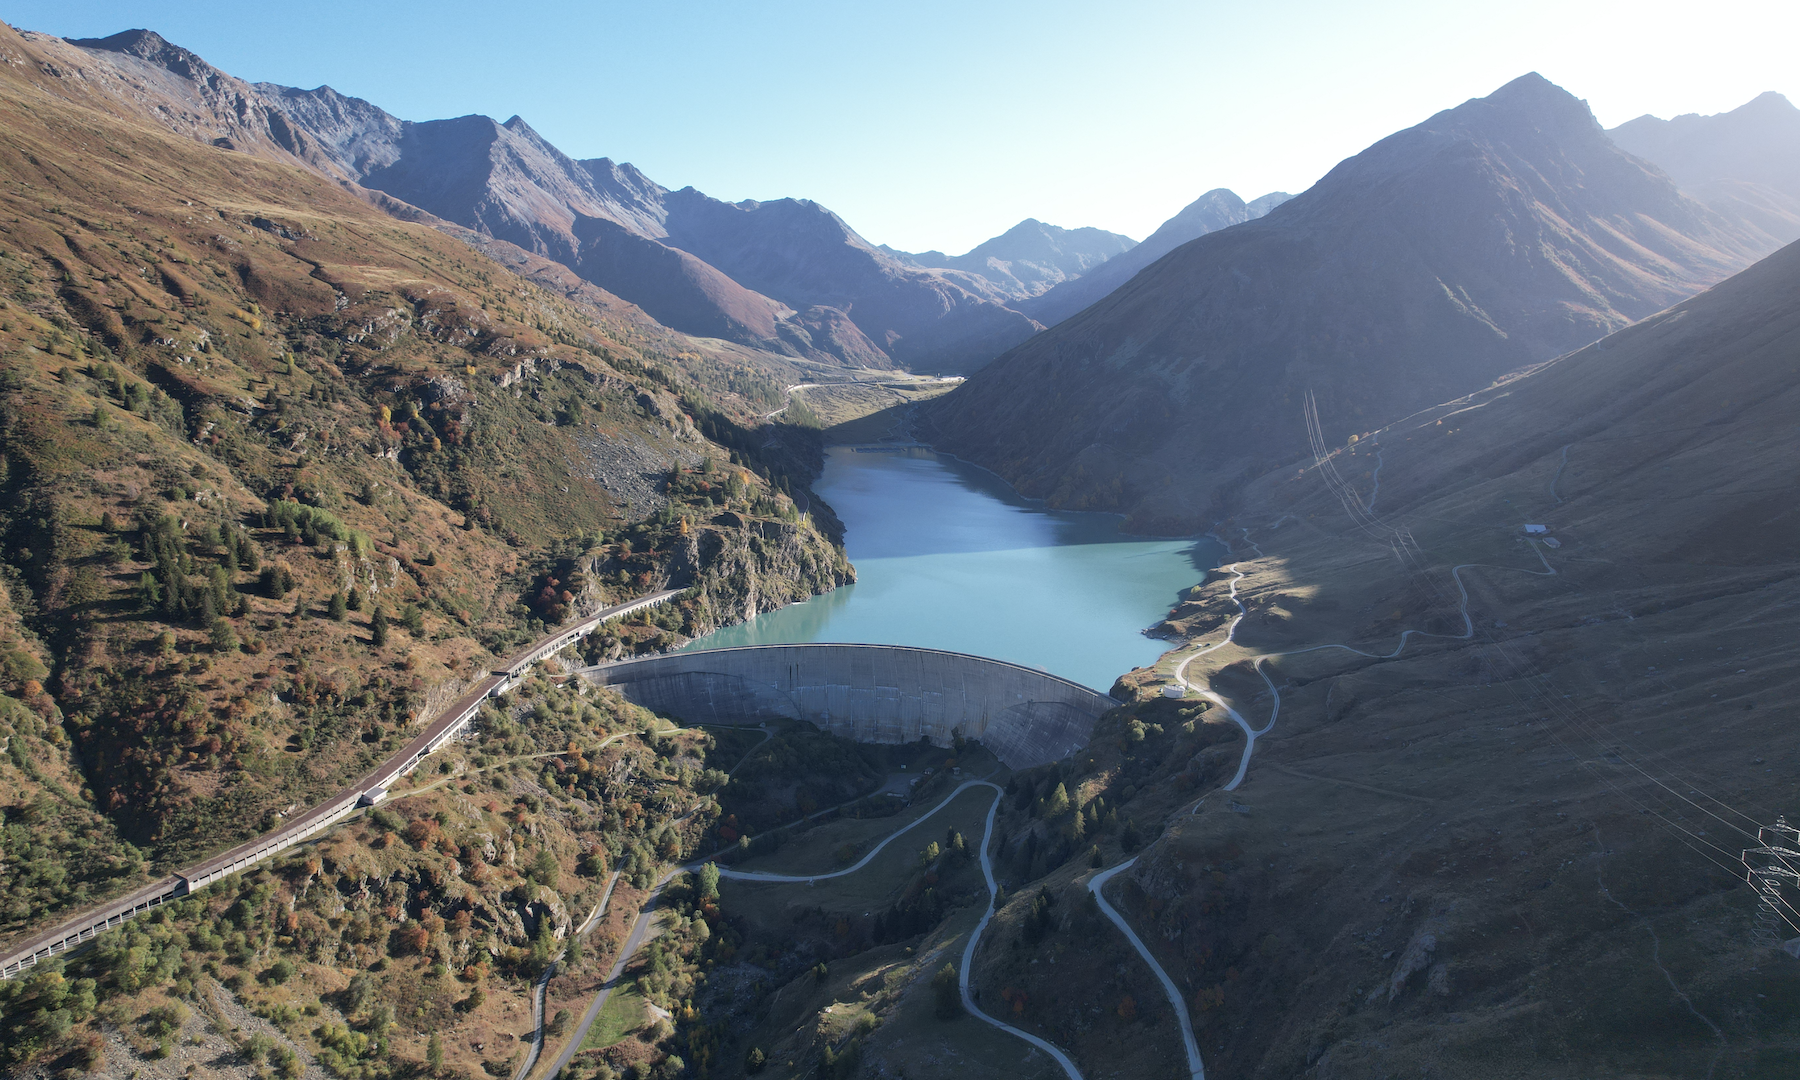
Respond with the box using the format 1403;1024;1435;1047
719;777;1088;1079
1549;443;1573;504
1092;527;1563;1080
957;783;1086;1080
1088;859;1204;1080
1174;531;1555;791
546;779;1089;1079
715;779;995;885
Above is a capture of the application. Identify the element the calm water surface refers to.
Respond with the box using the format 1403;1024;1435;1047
684;447;1218;692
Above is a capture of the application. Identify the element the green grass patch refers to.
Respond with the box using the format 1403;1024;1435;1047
580;979;648;1051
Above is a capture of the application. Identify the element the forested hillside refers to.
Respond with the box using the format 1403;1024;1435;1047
0;19;850;956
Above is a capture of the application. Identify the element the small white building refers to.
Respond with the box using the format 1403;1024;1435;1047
1522;524;1549;535
1162;684;1186;699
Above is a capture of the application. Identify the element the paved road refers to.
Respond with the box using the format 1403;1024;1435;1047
716;779;991;884
1087;858;1204;1079
517;872;622;1080
956;782;1085;1080
1173;530;1554;792
514;957;557;1080
542;865;682;1080
547;779;1089;1079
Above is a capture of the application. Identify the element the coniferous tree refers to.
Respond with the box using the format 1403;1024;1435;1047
932;963;962;1019
1121;817;1143;853
371;608;389;648
135;571;162;612
328;591;348;621
346;586;363;612
209;567;232;613
209;618;239;654
259;565;293;598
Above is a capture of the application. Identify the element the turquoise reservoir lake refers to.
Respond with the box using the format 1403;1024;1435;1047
684;447;1219;692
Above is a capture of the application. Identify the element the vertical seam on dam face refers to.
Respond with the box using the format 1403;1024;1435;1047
576;644;1117;769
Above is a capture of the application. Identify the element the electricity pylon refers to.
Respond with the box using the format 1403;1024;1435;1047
1742;816;1800;957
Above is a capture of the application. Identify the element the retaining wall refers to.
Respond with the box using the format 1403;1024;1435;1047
579;644;1116;769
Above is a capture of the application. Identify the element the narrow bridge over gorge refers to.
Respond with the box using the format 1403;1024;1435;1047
578;643;1117;769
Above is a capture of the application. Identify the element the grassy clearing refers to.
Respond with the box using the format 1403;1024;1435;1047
721;785;996;947
580;981;648;1051
806;379;959;444
728;776;996;881
742;902;1067;1080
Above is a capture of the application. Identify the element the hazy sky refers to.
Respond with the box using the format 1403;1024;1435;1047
12;1;1797;254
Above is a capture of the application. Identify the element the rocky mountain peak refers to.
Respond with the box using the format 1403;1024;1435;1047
1161;188;1248;232
929;72;1776;532
1017;188;1284;326
66;28;198;71
888;218;1137;303
254;82;404;176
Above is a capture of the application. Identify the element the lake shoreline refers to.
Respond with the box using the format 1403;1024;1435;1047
683;446;1225;691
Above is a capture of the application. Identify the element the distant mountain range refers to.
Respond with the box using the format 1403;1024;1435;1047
924;73;1787;532
1608;91;1800;248
52;29;1181;374
35;30;1020;370
883;220;1138;302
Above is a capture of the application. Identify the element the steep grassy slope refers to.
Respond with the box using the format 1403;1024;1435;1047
1079;238;1800;1077
0;20;848;956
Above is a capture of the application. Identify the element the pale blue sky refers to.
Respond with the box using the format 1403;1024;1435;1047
10;1;1796;253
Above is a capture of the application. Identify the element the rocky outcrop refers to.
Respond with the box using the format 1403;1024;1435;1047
665;518;855;633
30;30;349;178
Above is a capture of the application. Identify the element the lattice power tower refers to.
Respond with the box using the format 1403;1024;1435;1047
1743;816;1800;957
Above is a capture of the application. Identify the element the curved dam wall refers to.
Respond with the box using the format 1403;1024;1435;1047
577;644;1117;769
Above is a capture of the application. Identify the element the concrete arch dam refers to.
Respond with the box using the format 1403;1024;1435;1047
577;644;1118;769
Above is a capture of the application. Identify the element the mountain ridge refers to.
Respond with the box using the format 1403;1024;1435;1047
887;218;1139;302
924;72;1777;533
1019;187;1291;326
37;29;1047;372
1607;90;1800;248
